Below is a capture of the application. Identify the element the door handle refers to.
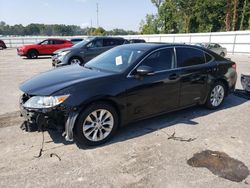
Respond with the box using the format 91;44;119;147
169;73;179;80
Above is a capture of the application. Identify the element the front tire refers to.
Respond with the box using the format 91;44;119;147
69;57;83;65
27;50;38;59
74;102;118;146
206;81;226;109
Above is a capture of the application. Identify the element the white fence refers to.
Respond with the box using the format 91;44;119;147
1;30;250;54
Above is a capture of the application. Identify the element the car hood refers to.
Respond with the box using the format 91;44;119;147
19;44;38;49
20;65;112;96
53;47;73;54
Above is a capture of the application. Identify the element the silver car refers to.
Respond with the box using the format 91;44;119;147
196;43;227;57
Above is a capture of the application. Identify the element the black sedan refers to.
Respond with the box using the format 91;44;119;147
19;43;237;146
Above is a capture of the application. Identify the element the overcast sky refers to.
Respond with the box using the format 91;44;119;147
0;0;157;31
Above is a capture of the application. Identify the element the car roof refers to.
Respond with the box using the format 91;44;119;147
90;36;125;40
71;38;83;40
47;38;68;41
120;43;207;51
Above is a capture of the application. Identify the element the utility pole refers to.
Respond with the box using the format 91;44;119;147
96;3;99;28
90;19;93;36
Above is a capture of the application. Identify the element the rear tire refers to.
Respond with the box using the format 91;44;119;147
27;50;38;59
220;52;225;57
74;102;118;146
206;81;226;109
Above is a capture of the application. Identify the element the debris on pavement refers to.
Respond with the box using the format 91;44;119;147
187;150;250;182
34;132;45;158
167;132;196;142
50;153;61;161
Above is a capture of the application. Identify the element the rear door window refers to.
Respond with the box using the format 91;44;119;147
176;47;206;68
115;39;126;45
53;40;64;44
214;43;220;48
87;39;103;48
141;48;174;71
103;39;117;47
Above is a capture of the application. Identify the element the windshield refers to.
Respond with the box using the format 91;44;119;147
85;47;145;73
72;38;92;48
36;40;46;45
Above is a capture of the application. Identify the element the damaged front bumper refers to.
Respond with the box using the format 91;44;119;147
20;93;79;142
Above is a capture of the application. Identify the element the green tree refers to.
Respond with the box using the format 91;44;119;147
24;24;40;35
193;0;225;32
158;0;179;33
140;0;250;33
92;27;106;36
151;0;164;11
139;14;159;34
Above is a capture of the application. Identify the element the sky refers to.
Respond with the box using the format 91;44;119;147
0;0;157;31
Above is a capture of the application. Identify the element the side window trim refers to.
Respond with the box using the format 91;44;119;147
127;47;176;78
204;52;214;63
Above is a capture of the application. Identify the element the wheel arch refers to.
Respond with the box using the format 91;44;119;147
76;97;123;127
214;78;229;96
27;48;39;56
203;77;229;105
69;56;84;64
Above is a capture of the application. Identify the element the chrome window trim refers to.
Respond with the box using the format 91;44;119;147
127;45;215;78
204;52;215;63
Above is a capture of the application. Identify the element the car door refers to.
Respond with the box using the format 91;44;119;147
37;40;50;54
52;40;65;53
83;38;106;62
38;39;57;54
125;48;180;120
175;47;210;107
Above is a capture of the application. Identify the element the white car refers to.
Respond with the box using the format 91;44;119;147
195;43;227;57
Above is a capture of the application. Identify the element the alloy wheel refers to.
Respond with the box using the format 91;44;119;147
70;58;81;64
82;109;114;142
210;85;225;107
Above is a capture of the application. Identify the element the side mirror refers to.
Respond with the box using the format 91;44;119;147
136;65;154;76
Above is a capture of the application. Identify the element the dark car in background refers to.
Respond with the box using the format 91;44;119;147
70;38;84;44
0;39;7;49
52;36;127;67
17;38;73;59
20;43;237;146
127;39;146;43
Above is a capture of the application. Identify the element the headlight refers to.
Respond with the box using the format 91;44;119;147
58;51;70;58
23;94;70;109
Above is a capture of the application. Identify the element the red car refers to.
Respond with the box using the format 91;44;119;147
17;38;73;59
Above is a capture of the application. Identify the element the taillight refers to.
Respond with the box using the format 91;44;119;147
232;63;236;70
